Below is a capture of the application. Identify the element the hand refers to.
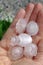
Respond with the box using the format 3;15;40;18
0;3;43;65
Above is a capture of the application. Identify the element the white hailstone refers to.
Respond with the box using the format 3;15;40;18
24;43;38;58
9;36;19;47
8;46;23;61
26;21;39;36
18;33;32;47
16;18;27;34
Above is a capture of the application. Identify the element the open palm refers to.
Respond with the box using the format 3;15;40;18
0;3;43;65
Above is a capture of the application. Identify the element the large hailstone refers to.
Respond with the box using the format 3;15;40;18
16;19;27;34
8;46;23;61
24;43;38;58
26;21;39;36
18;33;32;47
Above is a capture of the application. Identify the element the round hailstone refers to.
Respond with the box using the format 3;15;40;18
24;43;38;58
9;36;19;47
8;46;23;61
26;21;39;36
16;18;27;34
18;33;32;47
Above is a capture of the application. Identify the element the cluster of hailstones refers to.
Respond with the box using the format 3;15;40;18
8;19;39;61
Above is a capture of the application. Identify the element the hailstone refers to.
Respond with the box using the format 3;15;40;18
26;21;39;36
18;33;32;47
16;19;27;34
24;43;38;58
8;46;23;61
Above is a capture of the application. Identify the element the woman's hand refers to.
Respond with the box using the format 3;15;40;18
0;3;43;65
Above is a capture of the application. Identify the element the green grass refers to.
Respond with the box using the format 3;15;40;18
0;19;11;40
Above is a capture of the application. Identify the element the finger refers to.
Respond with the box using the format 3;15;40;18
34;9;43;63
11;8;26;28
2;8;25;39
25;3;34;22
36;9;43;36
29;3;42;21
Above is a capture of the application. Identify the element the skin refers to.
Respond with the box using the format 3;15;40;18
0;3;43;65
0;56;11;65
0;47;7;56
